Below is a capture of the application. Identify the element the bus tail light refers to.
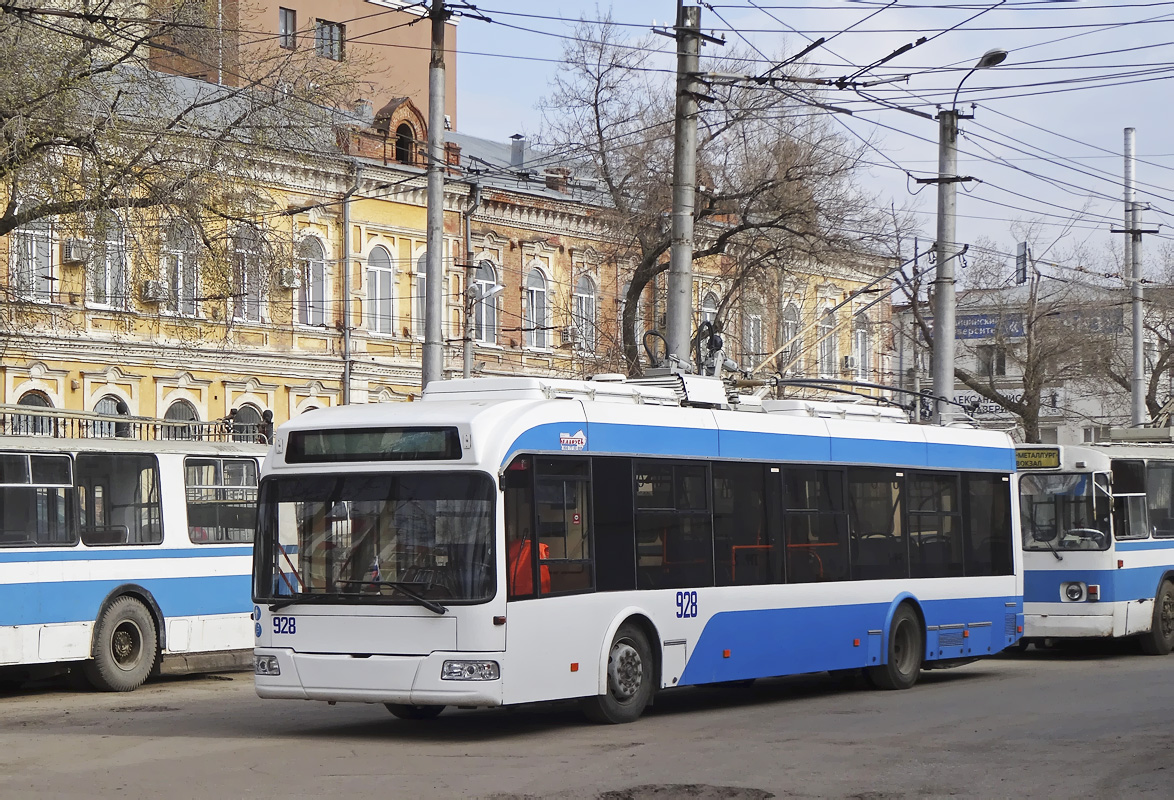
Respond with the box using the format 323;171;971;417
441;660;500;681
1087;584;1100;601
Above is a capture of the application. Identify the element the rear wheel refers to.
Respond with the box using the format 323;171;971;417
83;597;157;692
581;622;654;724
866;604;923;690
385;703;445;720
1141;581;1174;656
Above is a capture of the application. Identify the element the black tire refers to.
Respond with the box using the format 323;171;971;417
385;703;445;720
866;604;924;690
83;597;158;692
1140;581;1174;656
581;622;655;724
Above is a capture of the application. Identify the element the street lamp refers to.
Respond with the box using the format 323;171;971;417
931;48;1008;424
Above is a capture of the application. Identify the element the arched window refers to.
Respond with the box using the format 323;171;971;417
780;303;801;373
163;399;199;440
853;316;871;380
11;214;55;302
572;274;597;351
414;252;428;337
15;391;52;436
395;123;415;165
163;221;199;316
366;245;395;334
818;309;837;377
701;291;719;326
232;225;264;322
473;260;498;344
91;211;127;309
93;394;129;438
297;237;326;327
231;404;263;442
525;268;548;348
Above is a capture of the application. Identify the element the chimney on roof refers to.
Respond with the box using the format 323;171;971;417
352;98;374;126
510;134;526;168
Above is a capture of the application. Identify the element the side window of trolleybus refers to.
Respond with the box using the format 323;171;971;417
76;454;162;546
1147;462;1174;538
186;457;259;543
0;453;74;547
504;456;593;598
634;461;713;590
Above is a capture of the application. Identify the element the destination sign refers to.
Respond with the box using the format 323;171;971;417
1016;448;1061;470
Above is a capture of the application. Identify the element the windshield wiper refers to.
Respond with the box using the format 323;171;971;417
268;593;343;613
336;580;448;615
1040;535;1063;562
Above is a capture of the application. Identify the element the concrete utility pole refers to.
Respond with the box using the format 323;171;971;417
422;0;449;388
666;3;702;368
929;108;962;425
1126;128;1144;425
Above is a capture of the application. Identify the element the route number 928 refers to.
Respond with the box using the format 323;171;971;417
675;591;698;619
272;616;297;634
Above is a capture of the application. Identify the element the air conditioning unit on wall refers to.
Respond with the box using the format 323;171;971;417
140;279;166;303
842;355;858;372
276;267;300;289
61;238;88;265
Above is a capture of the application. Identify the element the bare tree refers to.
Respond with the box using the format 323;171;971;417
539;16;886;375
0;0;368;329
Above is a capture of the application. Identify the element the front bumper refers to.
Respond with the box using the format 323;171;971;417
252;648;504;707
1023;610;1115;639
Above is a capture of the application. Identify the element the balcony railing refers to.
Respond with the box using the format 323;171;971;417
0;405;271;444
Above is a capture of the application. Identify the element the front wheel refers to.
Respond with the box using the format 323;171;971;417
83;597;158;692
866;604;923;690
581;622;655;724
385;703;445;720
1140;581;1174;656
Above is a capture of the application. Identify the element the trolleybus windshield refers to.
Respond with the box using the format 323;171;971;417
255;472;495;606
1019;472;1110;551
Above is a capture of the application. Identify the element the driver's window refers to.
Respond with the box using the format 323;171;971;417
1114;495;1149;540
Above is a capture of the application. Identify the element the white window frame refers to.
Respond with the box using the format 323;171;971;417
853;317;871;380
88;211;128;310
232;225;265;323
781;303;801;372
366;245;395;335
743;313;763;369
818;309;837;378
11;216;56;303
413;251;427;338
279;7;297;50
315;19;345;61
162;221;199;317
296;236;327;327
572;274;597;352
525;267;549;349
473;260;498;344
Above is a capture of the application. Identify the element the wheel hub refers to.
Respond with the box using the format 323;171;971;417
608;641;643;701
111;621;143;670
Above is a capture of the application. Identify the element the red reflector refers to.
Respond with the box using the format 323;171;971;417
493;615;506;626
1017;625;1023;633
853;638;860;647
1118;560;1124;569
1088;585;1100;600
570;662;579;672
722;649;731;659
963;630;970;638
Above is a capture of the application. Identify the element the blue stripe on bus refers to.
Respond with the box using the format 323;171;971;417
505;422;1014;470
1115;539;1174;552
0;574;251;626
1023;566;1169;603
678;594;1017;685
0;546;249;563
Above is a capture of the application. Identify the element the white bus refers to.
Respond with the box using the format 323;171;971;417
252;375;1022;723
0;405;265;691
1017;443;1174;653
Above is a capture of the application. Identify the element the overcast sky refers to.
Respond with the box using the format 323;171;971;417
454;1;1174;277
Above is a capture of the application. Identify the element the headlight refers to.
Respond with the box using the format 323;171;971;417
441;660;500;681
1064;583;1085;602
254;655;281;676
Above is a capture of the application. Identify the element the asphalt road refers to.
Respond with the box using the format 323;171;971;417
0;644;1171;800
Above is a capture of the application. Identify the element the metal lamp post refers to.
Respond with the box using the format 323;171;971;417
931;48;1008;424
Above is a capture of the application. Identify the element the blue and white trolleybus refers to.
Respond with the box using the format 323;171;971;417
252;375;1023;722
